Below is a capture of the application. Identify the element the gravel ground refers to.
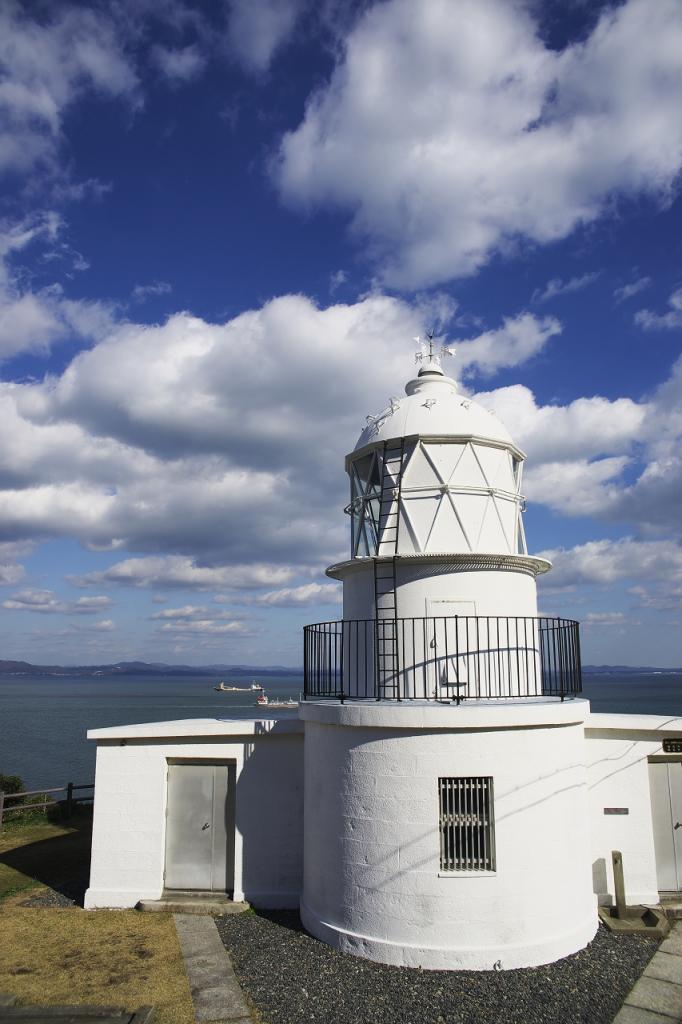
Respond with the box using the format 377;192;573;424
216;911;659;1024
18;876;87;908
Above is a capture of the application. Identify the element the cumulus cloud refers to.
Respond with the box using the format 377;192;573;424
158;619;254;636
532;273;600;305
2;588;111;613
226;0;307;73
0;214;116;359
524;456;629;518
277;0;682;288
635;287;682;330
538;537;682;589
454;314;561;378
0;294;581;570
151;604;209;619
256;582;341;606
70;556;297;590
476;385;646;464
0;2;138;177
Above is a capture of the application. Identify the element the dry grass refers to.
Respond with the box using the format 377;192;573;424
0;822;75;897
0;903;194;1024
0;821;194;1024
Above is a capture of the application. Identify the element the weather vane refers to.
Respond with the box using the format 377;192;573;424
414;329;454;368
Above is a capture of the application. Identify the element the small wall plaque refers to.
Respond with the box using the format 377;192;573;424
663;739;682;754
604;807;629;815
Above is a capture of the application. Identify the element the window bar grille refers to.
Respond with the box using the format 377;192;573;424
439;777;495;872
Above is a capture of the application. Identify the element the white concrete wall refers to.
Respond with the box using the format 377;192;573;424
84;719;304;910
300;700;597;971
339;562;541;699
342;561;538;621
584;714;682;906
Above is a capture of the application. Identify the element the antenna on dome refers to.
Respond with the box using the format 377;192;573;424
414;330;453;369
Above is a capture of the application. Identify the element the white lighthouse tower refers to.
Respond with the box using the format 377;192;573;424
300;342;598;970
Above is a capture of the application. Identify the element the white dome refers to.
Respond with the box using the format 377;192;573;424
354;366;516;452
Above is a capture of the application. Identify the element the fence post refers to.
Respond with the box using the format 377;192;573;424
66;782;73;820
0;791;4;828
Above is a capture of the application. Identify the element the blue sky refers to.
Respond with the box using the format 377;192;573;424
1;0;681;667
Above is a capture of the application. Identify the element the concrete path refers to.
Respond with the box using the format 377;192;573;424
174;914;252;1024
613;922;682;1023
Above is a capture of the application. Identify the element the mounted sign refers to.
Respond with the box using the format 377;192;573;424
603;808;629;815
663;739;682;754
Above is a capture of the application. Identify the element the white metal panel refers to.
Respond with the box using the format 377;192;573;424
649;762;681;892
165;762;235;892
426;599;476;694
672;762;682;887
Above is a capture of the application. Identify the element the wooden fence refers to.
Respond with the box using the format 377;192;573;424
0;781;94;827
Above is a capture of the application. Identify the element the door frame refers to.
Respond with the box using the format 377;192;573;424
648;756;682;894
163;758;237;895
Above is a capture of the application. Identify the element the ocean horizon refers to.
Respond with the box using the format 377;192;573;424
1;670;681;791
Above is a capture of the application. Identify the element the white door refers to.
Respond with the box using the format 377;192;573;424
164;762;236;893
426;600;477;697
649;761;682;892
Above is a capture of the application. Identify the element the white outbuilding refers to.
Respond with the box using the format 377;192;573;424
85;346;682;972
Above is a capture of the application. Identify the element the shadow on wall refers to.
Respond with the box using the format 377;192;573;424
235;720;304;907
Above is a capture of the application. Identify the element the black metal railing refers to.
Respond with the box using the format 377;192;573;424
303;616;581;702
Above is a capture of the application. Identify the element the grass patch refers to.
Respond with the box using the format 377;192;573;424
0;822;194;1024
0;905;194;1024
0;819;90;899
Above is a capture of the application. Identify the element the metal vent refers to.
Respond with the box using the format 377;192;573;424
439;776;496;871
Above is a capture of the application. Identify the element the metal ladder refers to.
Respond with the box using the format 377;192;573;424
374;439;404;699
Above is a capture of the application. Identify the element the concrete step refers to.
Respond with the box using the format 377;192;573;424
660;898;682;920
137;893;249;916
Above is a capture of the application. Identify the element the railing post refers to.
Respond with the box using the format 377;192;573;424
0;791;4;829
66;781;73;820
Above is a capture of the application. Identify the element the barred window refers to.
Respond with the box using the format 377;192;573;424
439;777;496;871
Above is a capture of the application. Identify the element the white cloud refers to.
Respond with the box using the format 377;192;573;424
524;456;629;517
277;0;682;288
256;582;341;606
613;276;651;304
226;0;306;73
532;273;600;304
0;562;24;584
635;287;682;330
158;618;254;636
70;556;297;590
584;612;628;626
0;3;138;177
151;44;205;82
538;537;682;589
476;385;646;464
329;269;347;294
0;294;575;569
2;588;111;613
132;281;172;303
0;214;117;359
454;314;561;378
151;604;208;619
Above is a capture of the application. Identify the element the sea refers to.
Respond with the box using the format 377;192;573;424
1;671;681;790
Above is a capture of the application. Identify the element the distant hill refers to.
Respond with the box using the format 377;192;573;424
0;659;678;678
582;665;682;675
0;660;300;678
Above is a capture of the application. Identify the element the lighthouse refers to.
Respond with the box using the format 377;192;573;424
84;340;679;949
300;341;597;970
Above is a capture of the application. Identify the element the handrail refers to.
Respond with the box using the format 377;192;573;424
303;615;582;703
0;781;94;827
